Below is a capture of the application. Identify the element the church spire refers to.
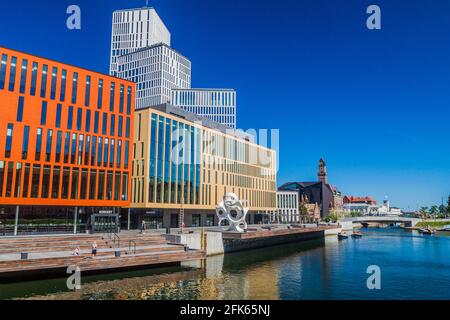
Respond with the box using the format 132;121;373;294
318;158;328;184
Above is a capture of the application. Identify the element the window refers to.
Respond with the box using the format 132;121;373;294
45;130;53;161
35;128;43;161
84;136;90;165
97;79;103;108
119;84;125;113
126;117;130;138
94;111;99;134
60;69;67;101
117;140;122;168
110;82;115;111
19;59;28;94
8;56;17;92
97;137;103;166
22;163;30;198
55;104;62;128
52;166;61;198
50;67;57;100
31;165;41;198
124;141;129;169
30;62;38;96
5;162;14;197
76;107;82;130
85;110;91;132
40;101;48;125
71;133;77;164
118;116;123;137
91;136;97;165
126;86;132;115
103;138;109;166
61;167;70;199
63;132;70;163
102;113;108;134
71;72;78;104
109;139;115;167
14;163;22;198
80;169;88;200
71;168;79;199
22;126;30;159
97;170;105;200
41;165;51;198
67;106;73;129
40;64;48;98
110;114;116;136
85;75;91;106
89;169;97;200
0;54;7;90
55;131;62;162
5;124;13;158
16;96;24;122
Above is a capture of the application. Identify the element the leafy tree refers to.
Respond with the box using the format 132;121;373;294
447;196;450;215
419;207;429;219
430;205;439;218
350;211;363;218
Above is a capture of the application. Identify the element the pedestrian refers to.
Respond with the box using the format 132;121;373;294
73;247;80;256
141;220;146;234
91;241;98;258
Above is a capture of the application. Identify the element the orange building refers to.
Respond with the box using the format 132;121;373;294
0;47;134;235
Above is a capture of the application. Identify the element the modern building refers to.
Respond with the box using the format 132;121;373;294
111;7;237;128
279;159;343;218
130;104;277;228
276;191;299;224
110;7;171;76
117;44;191;109
171;89;237;129
0;47;135;235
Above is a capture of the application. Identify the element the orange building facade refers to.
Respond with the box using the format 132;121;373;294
0;47;134;235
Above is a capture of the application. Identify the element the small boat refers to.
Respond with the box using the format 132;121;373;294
338;232;349;240
351;232;363;239
421;228;436;235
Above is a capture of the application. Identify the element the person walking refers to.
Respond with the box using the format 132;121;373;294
91;241;98;258
141;220;146;234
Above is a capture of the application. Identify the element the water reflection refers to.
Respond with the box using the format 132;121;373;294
3;229;450;300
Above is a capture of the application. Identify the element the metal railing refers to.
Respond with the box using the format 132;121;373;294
129;240;137;255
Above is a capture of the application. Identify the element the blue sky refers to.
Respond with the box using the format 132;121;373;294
1;0;449;209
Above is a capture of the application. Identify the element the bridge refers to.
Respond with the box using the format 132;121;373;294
340;216;421;228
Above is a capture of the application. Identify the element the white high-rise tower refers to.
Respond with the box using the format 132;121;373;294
110;7;237;128
110;7;171;76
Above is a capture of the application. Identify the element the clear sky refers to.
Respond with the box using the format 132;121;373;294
1;0;449;210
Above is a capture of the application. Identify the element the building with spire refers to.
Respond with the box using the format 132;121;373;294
278;159;343;218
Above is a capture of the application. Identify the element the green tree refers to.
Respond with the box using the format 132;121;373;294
419;207;429;219
447;196;450;216
299;204;309;223
430;205;439;218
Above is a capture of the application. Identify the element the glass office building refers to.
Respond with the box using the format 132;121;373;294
0;47;135;235
131;104;277;229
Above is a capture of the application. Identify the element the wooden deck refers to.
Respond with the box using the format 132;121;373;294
0;233;205;282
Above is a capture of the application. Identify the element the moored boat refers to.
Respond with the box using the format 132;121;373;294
351;232;363;239
421;228;436;235
338;232;349;240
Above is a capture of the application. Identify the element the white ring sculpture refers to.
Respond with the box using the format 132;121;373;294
216;193;249;233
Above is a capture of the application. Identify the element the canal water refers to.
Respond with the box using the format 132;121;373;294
1;227;450;300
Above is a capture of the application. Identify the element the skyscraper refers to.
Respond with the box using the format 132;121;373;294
117;44;191;109
111;7;237;128
171;88;236;129
110;7;171;76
